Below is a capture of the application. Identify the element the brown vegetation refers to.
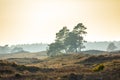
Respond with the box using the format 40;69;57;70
0;53;120;80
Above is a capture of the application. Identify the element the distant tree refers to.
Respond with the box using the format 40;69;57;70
64;23;87;53
107;42;117;52
47;27;69;56
56;27;69;53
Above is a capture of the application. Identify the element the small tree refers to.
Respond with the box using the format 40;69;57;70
107;42;117;52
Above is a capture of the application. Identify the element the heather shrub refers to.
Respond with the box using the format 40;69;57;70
0;66;15;74
15;73;22;78
92;64;105;72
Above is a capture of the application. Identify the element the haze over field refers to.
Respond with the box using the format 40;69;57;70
0;1;120;80
0;0;120;45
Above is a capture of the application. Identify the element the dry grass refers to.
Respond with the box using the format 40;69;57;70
0;53;120;80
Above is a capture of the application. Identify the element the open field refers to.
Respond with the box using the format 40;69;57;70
0;52;120;80
0;51;47;60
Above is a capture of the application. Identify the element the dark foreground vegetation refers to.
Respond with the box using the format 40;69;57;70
0;53;120;80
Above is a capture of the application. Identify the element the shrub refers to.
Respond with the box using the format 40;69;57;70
16;65;40;72
26;66;40;72
15;73;22;78
92;64;105;72
11;62;18;67
16;65;26;71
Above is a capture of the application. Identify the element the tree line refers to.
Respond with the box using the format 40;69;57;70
47;23;87;56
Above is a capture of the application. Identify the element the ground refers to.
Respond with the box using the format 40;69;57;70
0;52;120;80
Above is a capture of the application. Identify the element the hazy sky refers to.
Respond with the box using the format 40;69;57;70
0;0;120;45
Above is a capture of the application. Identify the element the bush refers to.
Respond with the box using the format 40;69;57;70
11;62;18;67
16;65;40;72
16;65;26;71
92;64;105;72
26;66;40;72
15;73;22;78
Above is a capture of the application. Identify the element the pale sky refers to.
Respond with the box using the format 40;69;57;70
0;0;120;45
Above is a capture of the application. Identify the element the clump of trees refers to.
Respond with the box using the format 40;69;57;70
47;23;87;56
